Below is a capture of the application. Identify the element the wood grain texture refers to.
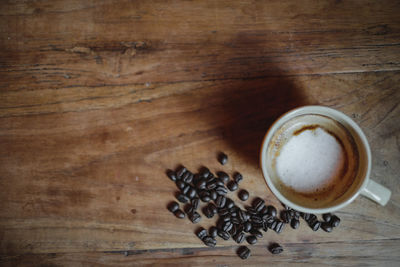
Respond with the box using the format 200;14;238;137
0;0;399;265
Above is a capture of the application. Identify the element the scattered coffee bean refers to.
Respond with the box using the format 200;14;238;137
246;235;257;245
233;172;243;184
307;214;318;224
189;211;201;223
209;203;218;215
187;187;197;199
281;210;291;223
227;180;238;191
203;236;216;247
218;152;228;165
250;229;263;238
233;232;245;243
196;228;207;240
177;193;190;203
184;204;194;214
191;197;199;210
200;167;211;178
217;171;230;183
203;206;214;218
174;209;185;219
290;218;300;229
206;180;217;190
274;221;285;233
330;215;341;227
176;180;186;190
243;221;252;232
209;226;218;238
294;211;300;220
215;186;228;195
181;171;191;183
168;201;179;213
237;246;251;259
239;210;249;223
323;213;332;222
217;230;230;240
310;220;321;231
167;170;177;182
262;222;269;232
218;208;229;216
222;221;233;232
225;198;235;209
238;189;249;201
195;179;207;190
182;184;190;195
269;243;283;254
216;195;227;208
266;205;277;217
176;166;187;178
209;190;217;201
321;222;333;232
253;197;265;210
301;212;311;221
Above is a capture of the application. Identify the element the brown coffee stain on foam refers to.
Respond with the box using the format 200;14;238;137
293;124;319;135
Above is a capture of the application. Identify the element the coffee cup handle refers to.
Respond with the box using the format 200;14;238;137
360;180;391;206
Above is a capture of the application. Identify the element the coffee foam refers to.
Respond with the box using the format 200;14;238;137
267;114;359;208
276;127;345;193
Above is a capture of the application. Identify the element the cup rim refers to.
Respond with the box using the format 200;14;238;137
260;105;371;214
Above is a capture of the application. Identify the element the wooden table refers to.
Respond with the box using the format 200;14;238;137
1;1;399;266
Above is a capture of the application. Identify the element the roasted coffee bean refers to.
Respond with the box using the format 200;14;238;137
192;174;201;184
209;190;217;201
167;170;177;182
294;211;300;220
323;213;332;222
266;205;277;217
182;184;190;195
231;217;240;225
301;212;310;221
222;221;233;232
217;230;230;240
330;215;341;227
209;203;218;215
200;167;211;178
195;179;207;190
246;235;257;245
252;198;265;212
246;206;258;215
310;220;321;231
281;210;291;223
206;174;215;183
269;243;283;254
262;221;269;232
225;198;235;209
184;204;194;214
196;228;207;240
239;210;249;223
206;180;217;190
177;193;189;203
291;218;300;229
168;201;179;213
181;171;190;183
217;171;230;183
201;195;211;203
233;232;245;244
221;214;231;222
189;211;201;223
251;215;263;224
274;221;285;233
176;166;187;178
215;179;225;187
215;186;228;195
250;229;263;238
218;152;228;165
191;197;199;210
233;172;243;184
218;208;229;216
262;214;275;223
307;214;318;224
230;209;238;217
203;206;214;218
185;172;194;184
238;189;249;201
243;221;252;232
229;224;237;236
268;220;277;230
203;236;216;247
260;205;269;215
216;195;227;208
174;209;185;219
209;226;218;238
176;180;186;190
252;223;263;230
187;187;197;199
237;246;251;259
321;222;333;232
227;180;238;191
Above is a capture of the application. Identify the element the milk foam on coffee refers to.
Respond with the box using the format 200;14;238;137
276;127;345;193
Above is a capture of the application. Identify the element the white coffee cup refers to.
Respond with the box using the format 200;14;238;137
260;105;391;214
